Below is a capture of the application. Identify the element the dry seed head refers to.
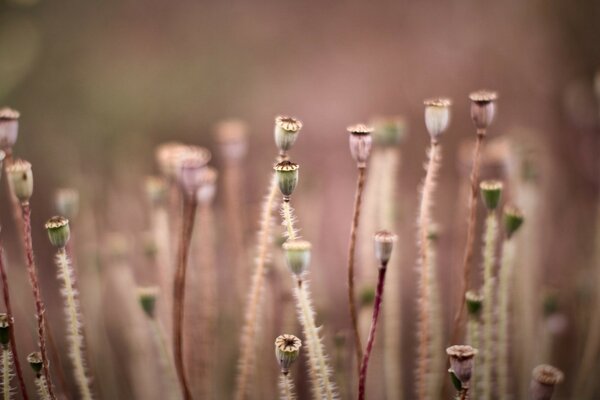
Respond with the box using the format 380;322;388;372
144;176;168;207
282;240;311;275
7;159;33;203
137;286;159;318
195;166;218;205
155;141;187;178
446;345;478;385
424;98;451;140
274;334;302;374
27;352;43;374
214;119;248;161
347;124;373;168
0;313;12;346
469;90;498;132
54;188;80;219
274;160;299;200
274;115;302;153
504;205;524;239
0;107;19;151
374;230;397;266
45;216;71;248
177;146;212;198
372;116;407;146
480;180;503;211
530;364;564;400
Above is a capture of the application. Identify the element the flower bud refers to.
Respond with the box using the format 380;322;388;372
530;364;563;400
27;352;43;374
177;146;212;199
196;166;218;205
480;180;503;211
274;160;299;200
372;116;406;147
54;188;80;219
7;159;33;203
469;90;498;132
0;108;19;151
282;240;311;276
45;216;70;248
214;119;248;161
274;334;302;375
446;345;478;386
504;205;524;239
373;230;397;266
0;314;12;346
137;286;159;318
347;124;373;168
274;116;302;153
465;290;483;318
424;98;451;140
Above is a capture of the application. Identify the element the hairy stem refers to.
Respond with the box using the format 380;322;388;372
172;197;197;400
281;201;298;241
279;373;296;400
466;317;480;400
55;249;93;399
481;212;498;400
358;264;387;400
497;239;516;398
348;166;367;371
416;141;441;400
234;162;281;400
453;133;484;343
2;346;11;400
426;235;444;399
151;205;173;339
20;204;56;400
149;318;181;399
34;375;51;400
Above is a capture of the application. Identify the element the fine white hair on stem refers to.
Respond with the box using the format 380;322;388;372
279;373;296;400
1;347;14;400
281;202;300;241
34;376;50;400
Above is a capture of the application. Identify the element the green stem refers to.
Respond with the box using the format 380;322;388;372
279;373;295;400
150;318;181;400
467;316;480;399
2;347;11;400
281;201;298;241
497;239;516;398
481;212;498;400
34;376;51;400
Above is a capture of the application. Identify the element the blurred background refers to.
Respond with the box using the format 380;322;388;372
0;0;599;399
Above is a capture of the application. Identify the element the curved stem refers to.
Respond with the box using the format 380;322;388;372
358;264;387;400
481;213;498;400
348;166;367;371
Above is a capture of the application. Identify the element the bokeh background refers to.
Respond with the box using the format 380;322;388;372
0;0;599;399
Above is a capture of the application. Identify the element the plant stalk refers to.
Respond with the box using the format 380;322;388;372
481;212;498;400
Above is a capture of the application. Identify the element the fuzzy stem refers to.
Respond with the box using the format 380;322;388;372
0;249;27;400
55;248;93;399
459;387;469;400
481;212;498;400
281;201;298;241
172;196;197;400
2;346;11;400
20;204;56;400
453;133;485;343
279;373;296;400
151;205;173;339
466;317;480;400
34;375;51;400
358;263;387;400
348;166;367;371
416;141;441;400
295;278;337;400
149;318;181;399
234;163;281;400
426;235;444;399
497;239;516;399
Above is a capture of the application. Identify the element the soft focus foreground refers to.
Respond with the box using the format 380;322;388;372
0;1;599;399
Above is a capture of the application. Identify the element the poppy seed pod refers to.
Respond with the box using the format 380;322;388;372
214;119;248;161
446;345;478;386
372;116;407;147
469;90;498;132
504;205;524;239
465;290;483;318
373;230;397;266
480;180;503;211
0;108;19;151
274;160;299;200
54;188;80;220
155;141;187;179
274;116;302;153
45;216;71;248
282;240;311;275
196;166;218;205
177;146;212;199
530;364;564;400
0;314;11;346
424;98;451;139
137;286;159;318
347;124;373;168
7;159;33;203
274;334;302;375
27;352;43;374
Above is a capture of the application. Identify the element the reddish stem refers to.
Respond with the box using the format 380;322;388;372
0;247;29;400
358;263;387;400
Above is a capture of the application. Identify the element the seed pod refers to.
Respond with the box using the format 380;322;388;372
504;205;524;239
27;352;43;374
274;160;299;200
137;286;159;318
530;364;564;400
282;240;311;275
214;119;248;161
465;290;483;318
177;146;212;199
274;116;302;153
446;345;478;386
469;90;498;132
0;314;12;346
372;116;406;147
274;334;302;375
54;188;80;219
0;108;19;151
424;98;451;139
373;230;397;266
45;216;71;248
196;166;218;205
347;124;373;168
480;180;503;211
7;159;33;203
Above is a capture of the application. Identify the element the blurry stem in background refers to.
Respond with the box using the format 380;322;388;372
453;132;485;343
149;316;181;400
0;248;28;400
223;159;247;295
497;238;516;399
234;155;283;400
279;373;295;400
2;154;25;254
415;141;441;400
481;212;498;400
347;166;367;371
20;204;56;400
172;196;197;400
466;315;480;400
151;201;173;340
426;231;444;399
358;260;388;400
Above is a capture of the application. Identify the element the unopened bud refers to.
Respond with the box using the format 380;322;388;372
480;180;503;211
504;205;524;239
274;116;302;153
45;216;70;248
137;286;159;318
347;124;373;168
373;230;396;266
469;90;497;132
530;364;564;400
7;159;33;203
424;98;451;139
54;188;80;219
274;160;299;200
0;314;12;346
0;108;19;151
282;240;311;275
274;334;302;375
446;345;478;386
